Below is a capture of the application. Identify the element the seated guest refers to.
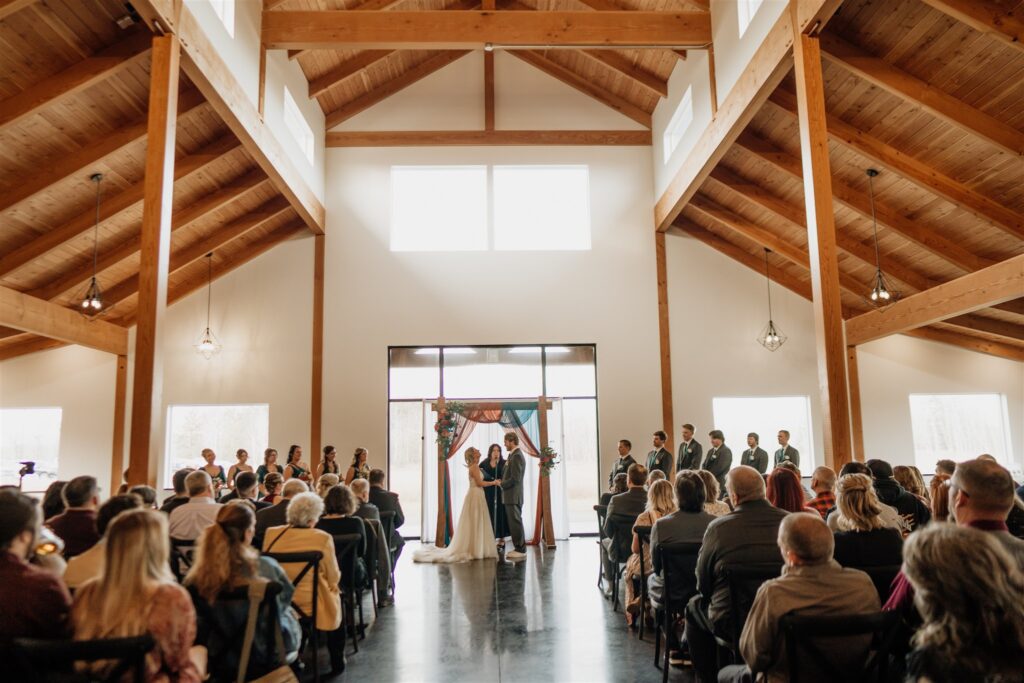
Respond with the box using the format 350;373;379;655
685;466;788;683
169;471;223;541
600;473;627;506
0;490;72;644
602;464;648;585
697;470;731;517
719;513;880;683
315;473;340;499
46;475;100;558
262;472;284;505
647;469;666;487
930;477;951;522
368;468;406;566
934;458;956;479
254;478;308;548
185;503;300;676
220;471;270;510
866;459;930;532
129;485;158;509
608;439;636;488
828;461;905;533
767;467;811;514
902;524;1024;682
777;460;815;501
316;484;369;589
41;480;67;521
806;466;836;519
160;468;195;515
72;510;203;681
64;494;142;590
623;479;676;626
894;465;929;505
830;473;903;568
350;479;380;523
262;493;344;674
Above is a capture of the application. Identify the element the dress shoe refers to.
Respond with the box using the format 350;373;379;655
505;549;526;560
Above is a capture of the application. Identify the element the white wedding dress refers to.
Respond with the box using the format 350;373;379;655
414;466;499;563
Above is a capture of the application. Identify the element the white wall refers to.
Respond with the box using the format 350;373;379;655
710;0;789;107
651;50;714;197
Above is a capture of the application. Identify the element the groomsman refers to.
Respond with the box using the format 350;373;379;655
775;430;800;469
702;430;733;495
677;423;703;471
740;433;769;474
646;431;674;479
608;439;637;488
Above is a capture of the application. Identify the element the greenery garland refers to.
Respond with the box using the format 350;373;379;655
539;446;560;477
434;401;465;459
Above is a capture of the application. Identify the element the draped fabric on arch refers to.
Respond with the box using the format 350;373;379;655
437;405;540;545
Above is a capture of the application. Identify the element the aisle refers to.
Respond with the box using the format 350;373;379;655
335;538;693;682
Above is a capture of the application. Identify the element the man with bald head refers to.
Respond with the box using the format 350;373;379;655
684;466;789;683
719;513;879;683
806;466;836;519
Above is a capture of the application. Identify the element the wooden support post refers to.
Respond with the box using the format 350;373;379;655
483;0;495;130
791;14;853;471
707;42;718;116
538;395;556;549
655;232;675;452
128;35;179;487
110;355;128;495
310;234;325;477
435;396;447;548
847;346;864;462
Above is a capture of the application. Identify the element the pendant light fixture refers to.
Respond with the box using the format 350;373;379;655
865;168;900;306
78;174;105;318
757;248;787;352
193;253;222;359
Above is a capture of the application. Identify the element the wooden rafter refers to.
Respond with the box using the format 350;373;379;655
909;325;1024;362
286;0;412;62
580;50;668;98
820;33;1024;157
261;10;712;50
0;286;128;355
326;130;651;146
0;136;240;278
0;336;67;362
0;0;37;22
0;30;152;130
919;0;1024;56
307;50;394;99
510;50;651;127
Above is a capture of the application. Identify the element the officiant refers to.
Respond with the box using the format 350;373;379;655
480;444;510;547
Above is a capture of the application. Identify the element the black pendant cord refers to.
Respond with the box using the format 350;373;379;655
763;248;774;323
867;169;882;273
205;253;213;330
91;176;101;280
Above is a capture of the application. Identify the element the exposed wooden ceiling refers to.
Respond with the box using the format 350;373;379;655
675;0;1024;361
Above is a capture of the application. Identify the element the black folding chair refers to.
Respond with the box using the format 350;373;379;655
605;512;640;611
11;634;155;683
378;510;398;600
332;532;365;655
715;563;783;665
594;504;608;590
169;538;196;582
779;611;901;683
264;550;323;683
851;564;902;604
188;581;290;683
634;525;652;640
652;541;702;683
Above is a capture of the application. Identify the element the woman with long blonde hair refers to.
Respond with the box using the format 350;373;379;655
697;469;731;516
72;509;203;681
623;479;677;626
894;465;929;504
830;473;902;569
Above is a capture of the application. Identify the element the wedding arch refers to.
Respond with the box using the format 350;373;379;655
430;396;558;549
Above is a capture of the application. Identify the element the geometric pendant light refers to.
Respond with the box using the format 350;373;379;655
193;253;222;359
865;168;900;306
78;173;105;318
757;248;787;352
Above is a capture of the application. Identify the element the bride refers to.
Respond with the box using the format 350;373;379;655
414;447;501;563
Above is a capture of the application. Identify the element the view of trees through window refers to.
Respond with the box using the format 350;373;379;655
0;407;62;491
909;393;1013;470
164;404;269;488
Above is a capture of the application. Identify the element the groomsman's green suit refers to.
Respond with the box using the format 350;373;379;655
774;445;800;469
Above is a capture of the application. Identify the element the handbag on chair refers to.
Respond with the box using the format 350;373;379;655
236;579;298;683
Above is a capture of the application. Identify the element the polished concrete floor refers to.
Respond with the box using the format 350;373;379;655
328;538;695;682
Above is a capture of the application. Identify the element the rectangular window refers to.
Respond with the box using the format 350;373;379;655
164;404;269;488
493;165;591;251
662;86;693;160
390;166;488;251
0;407;62;491
283;87;315;165
737;0;767;38
908;394;1013;469
208;0;235;38
712;396;815;472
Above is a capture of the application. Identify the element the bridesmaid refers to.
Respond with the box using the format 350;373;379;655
317;445;341;479
226;448;253;489
344;448;370;485
200;448;227;498
480;443;510;548
284;444;312;484
256;448;283;495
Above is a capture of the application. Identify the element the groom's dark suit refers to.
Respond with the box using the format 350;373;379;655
500;447;526;553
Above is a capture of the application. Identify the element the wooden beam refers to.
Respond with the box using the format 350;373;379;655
326;129;651;146
307;50;394;99
325;51;471;128
0;286;128;354
945;314;1024;342
0;30;151;130
919;0;1024;56
286;0;415;63
133;0;326;234
110;354;128;495
846;346;864;461
707;42;718;115
0;136;239;278
261;10;712;50
310;233;325;476
655;231;674;451
581;50;668;98
0;88;206;213
768;88;1024;240
484;50;495;131
904;326;1024;363
510;50;651;127
0;336;67;362
820;33;1024;157
0;0;36;21
846;254;1024;345
792;21;853;470
995;299;1024;317
128;34;179;489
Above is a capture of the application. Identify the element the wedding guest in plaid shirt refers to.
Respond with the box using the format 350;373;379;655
807;466;837;519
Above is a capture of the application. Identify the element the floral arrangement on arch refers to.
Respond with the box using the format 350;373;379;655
434;401;465;459
539;446;560;477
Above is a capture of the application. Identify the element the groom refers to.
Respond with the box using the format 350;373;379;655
499;433;527;560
